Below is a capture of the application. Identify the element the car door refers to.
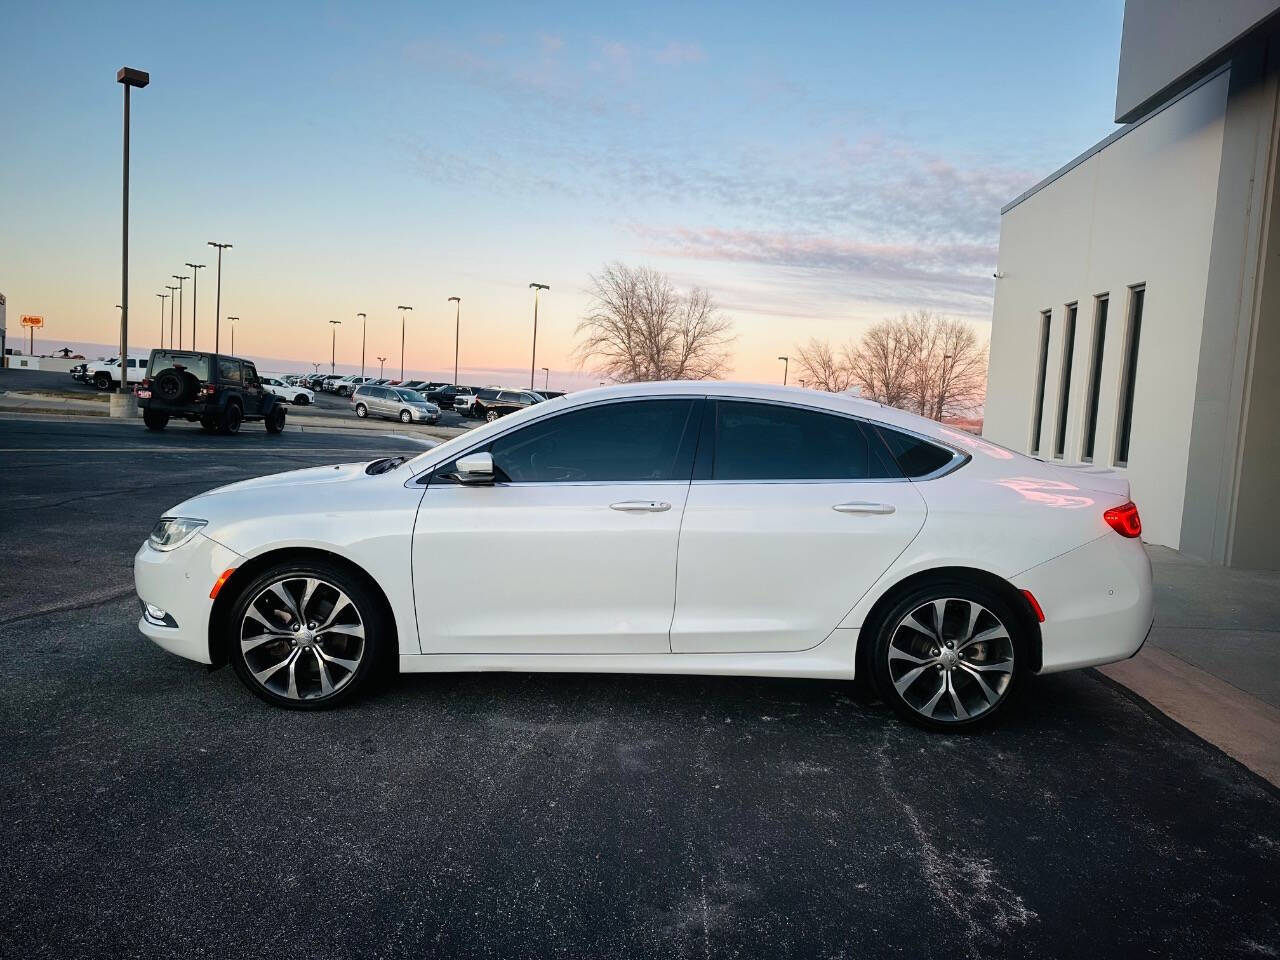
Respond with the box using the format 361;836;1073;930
242;362;266;416
412;397;702;654
670;399;928;653
366;387;387;417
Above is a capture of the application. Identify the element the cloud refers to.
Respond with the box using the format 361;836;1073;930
654;41;706;65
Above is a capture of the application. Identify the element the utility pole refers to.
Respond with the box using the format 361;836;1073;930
448;296;461;385
155;293;168;347
227;316;239;354
115;66;148;416
165;285;178;346
208;241;232;354
396;305;413;381
185;262;205;349
329;319;342;375
377;356;387;378
357;312;367;378
778;355;789;386
172;274;189;348
528;283;549;389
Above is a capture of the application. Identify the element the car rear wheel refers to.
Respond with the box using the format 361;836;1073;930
355;403;368;418
221;402;243;435
93;372;112;390
293;394;309;405
399;409;412;423
486;409;500;422
869;581;1023;730
227;563;390;709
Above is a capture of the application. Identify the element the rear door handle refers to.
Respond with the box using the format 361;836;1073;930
833;501;896;515
610;500;672;513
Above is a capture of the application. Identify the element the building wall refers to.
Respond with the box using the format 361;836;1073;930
985;71;1230;551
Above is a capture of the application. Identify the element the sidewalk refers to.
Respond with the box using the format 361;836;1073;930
1099;544;1280;786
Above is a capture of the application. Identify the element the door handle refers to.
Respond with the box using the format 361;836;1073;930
833;501;896;515
610;500;672;513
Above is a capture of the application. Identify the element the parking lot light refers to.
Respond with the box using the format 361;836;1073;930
528;283;549;389
357;313;368;378
329;320;342;375
207;241;232;354
541;366;549;391
778;355;789;386
377;356;387;378
396;306;413;381
155;293;168;347
116;66;148;408
165;285;178;347
227;316;238;354
185;263;205;349
448;297;461;385
172;275;189;349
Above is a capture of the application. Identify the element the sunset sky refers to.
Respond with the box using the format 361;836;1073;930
3;0;1124;387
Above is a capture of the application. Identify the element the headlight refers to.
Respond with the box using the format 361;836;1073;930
148;517;207;551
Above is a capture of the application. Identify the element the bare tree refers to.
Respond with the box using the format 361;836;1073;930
797;311;988;419
574;263;735;382
794;337;856;393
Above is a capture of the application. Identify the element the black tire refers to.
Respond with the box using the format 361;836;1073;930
93;372;112;390
399;409;412;423
153;368;198;404
200;415;218;432
226;561;392;710
293;394;309;406
355;403;368;418
220;401;243;435
142;409;169;431
266;406;286;434
868;579;1025;731
485;409;500;423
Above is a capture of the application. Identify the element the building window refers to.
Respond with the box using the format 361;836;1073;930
1114;285;1145;467
1053;302;1078;459
1031;310;1051;455
1080;295;1108;462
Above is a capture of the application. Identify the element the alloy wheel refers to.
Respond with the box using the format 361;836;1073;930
886;597;1014;723
239;576;366;701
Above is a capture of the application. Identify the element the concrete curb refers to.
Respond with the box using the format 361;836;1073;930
1099;647;1280;788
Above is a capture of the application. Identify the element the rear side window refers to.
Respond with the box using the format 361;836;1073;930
218;358;242;384
712;401;899;481
149;351;210;380
875;427;957;478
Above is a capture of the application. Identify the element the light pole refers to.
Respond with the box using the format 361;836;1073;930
528;282;549;389
155;293;168;347
165;285;178;346
778;355;789;386
185;262;205;349
356;313;367;378
208;241;232;354
396;305;412;381
329;320;342;375
227;316;238;354
541;366;549;391
172;274;189;348
377;356;387;378
447;297;461;385
115;67;148;412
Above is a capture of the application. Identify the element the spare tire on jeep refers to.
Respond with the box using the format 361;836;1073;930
153;367;199;404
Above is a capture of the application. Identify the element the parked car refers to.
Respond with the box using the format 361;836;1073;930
261;376;315;405
350;385;441;424
368;378;392;386
397;380;430;394
70;362;90;383
332;375;373;397
136;349;287;435
86;355;148;390
472;388;542;422
135;381;1153;723
426;384;473;407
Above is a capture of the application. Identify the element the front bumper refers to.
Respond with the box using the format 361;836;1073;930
1016;533;1155;674
134;533;244;665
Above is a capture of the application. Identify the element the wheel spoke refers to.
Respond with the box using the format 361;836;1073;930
320;622;364;640
253;647;300;686
888;645;935;665
244;606;289;635
894;664;932;695
317;591;355;631
959;663;999;704
920;676;948;718
960;658;1013;674
317;649;360;674
314;649;334;696
959;625;1008;652
901;612;938;641
961;601;982;642
946;673;969;720
298;578;321;621
286;651;301;699
932;599;948;638
268;582;303;624
241;634;284;653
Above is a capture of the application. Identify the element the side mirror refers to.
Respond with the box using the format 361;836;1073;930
454;451;495;485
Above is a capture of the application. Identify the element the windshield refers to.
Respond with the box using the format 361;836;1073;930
394;389;421;402
149;350;210;380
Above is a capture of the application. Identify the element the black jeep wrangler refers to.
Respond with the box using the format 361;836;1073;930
137;349;287;435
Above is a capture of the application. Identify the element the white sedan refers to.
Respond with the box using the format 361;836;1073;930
134;381;1153;729
261;376;315;405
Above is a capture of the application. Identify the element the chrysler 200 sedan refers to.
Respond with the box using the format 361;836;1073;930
135;381;1153;729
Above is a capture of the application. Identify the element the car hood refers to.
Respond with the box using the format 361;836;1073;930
174;462;373;511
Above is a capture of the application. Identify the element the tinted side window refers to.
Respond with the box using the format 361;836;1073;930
875;427;956;478
243;363;260;386
218;358;242;384
713;401;897;481
440;400;696;483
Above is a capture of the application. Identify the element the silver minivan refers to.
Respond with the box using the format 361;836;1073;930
351;385;441;424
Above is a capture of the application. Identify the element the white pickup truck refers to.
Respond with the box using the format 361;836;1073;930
86;356;148;390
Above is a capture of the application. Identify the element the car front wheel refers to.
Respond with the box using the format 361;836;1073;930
485;409;500;422
400;409;412;423
354;403;368;418
869;581;1023;730
227;563;390;709
293;394;309;405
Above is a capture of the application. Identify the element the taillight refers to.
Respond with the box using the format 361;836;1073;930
141;378;151;388
1103;501;1142;538
202;383;217;396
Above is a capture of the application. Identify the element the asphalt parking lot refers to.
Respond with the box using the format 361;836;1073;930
1;416;1277;959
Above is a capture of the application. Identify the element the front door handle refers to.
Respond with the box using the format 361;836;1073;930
833;501;896;515
610;500;672;513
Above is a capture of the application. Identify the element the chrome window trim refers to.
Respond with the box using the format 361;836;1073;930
406;393;967;488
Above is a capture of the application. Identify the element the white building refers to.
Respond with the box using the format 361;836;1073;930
986;1;1280;569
